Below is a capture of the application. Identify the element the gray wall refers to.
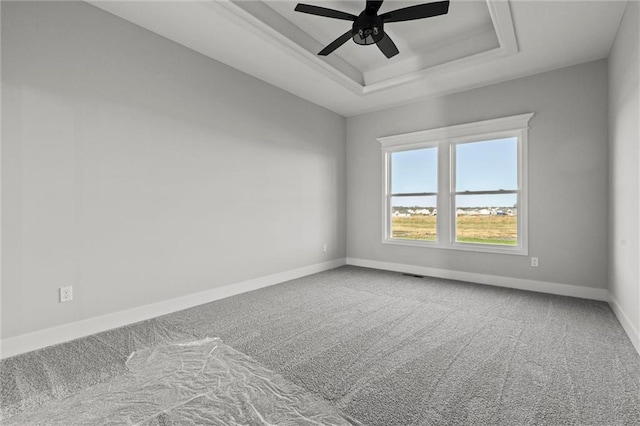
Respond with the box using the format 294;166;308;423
1;1;346;339
347;60;609;289
609;1;639;333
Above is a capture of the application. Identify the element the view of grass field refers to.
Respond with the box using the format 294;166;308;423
392;215;517;245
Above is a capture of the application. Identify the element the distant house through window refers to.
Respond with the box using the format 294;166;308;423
379;113;533;255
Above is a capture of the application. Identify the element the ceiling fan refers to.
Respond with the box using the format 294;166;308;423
294;0;450;59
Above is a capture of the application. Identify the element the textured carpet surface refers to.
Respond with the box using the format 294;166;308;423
2;266;639;425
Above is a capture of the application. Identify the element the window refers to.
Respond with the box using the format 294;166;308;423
390;147;438;241
454;137;518;246
380;113;533;255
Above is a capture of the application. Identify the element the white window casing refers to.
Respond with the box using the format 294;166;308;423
379;113;534;255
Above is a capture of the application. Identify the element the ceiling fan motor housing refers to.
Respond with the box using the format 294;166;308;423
353;12;384;45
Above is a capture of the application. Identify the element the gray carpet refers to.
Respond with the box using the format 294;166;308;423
2;266;639;425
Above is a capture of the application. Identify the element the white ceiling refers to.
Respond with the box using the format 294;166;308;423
88;0;628;117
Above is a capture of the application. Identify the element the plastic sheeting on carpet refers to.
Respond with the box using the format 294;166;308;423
2;337;349;425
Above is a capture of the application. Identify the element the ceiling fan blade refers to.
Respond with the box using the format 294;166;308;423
380;1;449;23
295;4;357;21
376;32;399;58
319;29;354;56
365;0;384;15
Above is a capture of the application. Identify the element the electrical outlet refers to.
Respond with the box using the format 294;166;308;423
531;257;539;267
323;244;327;253
60;286;73;302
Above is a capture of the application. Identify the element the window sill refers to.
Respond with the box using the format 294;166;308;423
383;238;528;256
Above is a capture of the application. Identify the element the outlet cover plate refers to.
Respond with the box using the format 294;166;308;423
60;286;73;302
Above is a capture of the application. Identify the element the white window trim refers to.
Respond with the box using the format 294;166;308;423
379;113;534;256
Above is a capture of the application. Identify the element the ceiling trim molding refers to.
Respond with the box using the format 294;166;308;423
363;44;508;95
487;0;518;55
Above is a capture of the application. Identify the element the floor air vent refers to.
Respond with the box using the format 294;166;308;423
402;273;425;278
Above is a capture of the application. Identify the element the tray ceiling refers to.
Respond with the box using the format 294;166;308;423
88;1;628;116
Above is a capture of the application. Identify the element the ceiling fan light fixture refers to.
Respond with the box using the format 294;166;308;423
353;26;383;45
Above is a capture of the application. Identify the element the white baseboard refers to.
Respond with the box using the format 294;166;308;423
607;294;640;355
0;259;346;359
346;257;609;301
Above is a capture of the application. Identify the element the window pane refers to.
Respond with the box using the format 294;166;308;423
391;196;437;241
391;147;437;194
456;138;517;192
455;194;517;245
